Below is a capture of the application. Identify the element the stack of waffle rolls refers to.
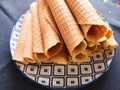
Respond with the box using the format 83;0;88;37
13;0;118;64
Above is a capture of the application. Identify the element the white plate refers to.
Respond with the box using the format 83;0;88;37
10;14;114;89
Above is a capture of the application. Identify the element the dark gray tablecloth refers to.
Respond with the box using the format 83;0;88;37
0;0;120;90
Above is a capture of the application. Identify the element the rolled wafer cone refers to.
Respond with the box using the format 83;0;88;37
50;45;69;64
65;0;111;42
87;43;99;51
30;2;48;62
37;0;63;58
13;13;34;64
46;0;87;57
71;51;88;63
71;42;103;63
23;13;35;63
101;36;118;50
105;23;113;39
87;42;103;53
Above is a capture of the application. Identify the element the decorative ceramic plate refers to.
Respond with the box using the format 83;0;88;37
10;14;114;89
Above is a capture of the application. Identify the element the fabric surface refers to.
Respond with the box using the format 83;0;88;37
0;0;120;90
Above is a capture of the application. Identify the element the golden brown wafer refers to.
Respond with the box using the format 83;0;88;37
46;0;87;58
13;13;34;64
30;2;48;62
65;0;111;42
71;52;88;63
87;42;103;53
101;36;118;50
37;0;63;58
50;46;69;64
23;14;35;63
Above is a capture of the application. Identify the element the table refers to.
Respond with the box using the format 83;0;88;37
0;0;120;90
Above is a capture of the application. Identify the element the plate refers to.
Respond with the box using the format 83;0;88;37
10;14;114;89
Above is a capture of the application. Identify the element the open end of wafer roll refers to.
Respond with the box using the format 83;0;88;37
72;40;87;55
71;53;87;63
101;36;118;50
50;46;69;64
47;42;62;56
75;53;87;60
86;25;107;42
33;53;48;61
87;44;98;51
87;43;103;53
